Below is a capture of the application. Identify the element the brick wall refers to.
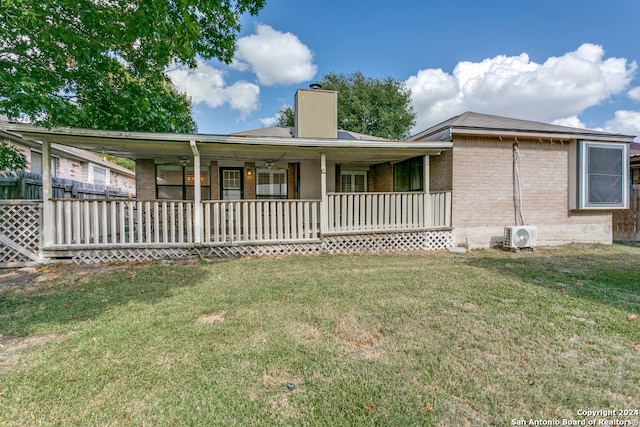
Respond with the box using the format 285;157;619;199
109;170;135;195
135;159;156;200
244;162;256;199
430;150;452;192
57;157;84;181
450;136;611;247
210;161;219;200
369;162;393;192
288;163;299;199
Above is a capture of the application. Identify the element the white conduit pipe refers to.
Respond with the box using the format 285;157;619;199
513;142;526;226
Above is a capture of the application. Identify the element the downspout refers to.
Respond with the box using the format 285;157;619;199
190;140;202;244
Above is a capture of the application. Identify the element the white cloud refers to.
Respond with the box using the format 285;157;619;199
226;82;261;116
551;116;587;129
233;24;317;86
168;61;260;116
604;110;640;137
407;43;637;131
629;87;640;102
259;114;278;128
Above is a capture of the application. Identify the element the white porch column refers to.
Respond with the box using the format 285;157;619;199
320;152;328;235
423;154;430;227
42;139;54;247
190;140;202;244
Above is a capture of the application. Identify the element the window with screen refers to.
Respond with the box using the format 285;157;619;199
571;141;628;209
91;165;107;186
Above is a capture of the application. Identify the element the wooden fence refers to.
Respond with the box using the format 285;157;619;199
613;185;640;241
0;171;130;200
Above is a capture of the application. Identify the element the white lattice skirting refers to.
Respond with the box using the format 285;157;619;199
70;248;197;264
323;231;453;254
0;202;41;267
56;231;453;264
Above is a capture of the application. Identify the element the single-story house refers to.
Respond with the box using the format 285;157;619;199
0;87;634;265
410;112;634;248
1;126;135;194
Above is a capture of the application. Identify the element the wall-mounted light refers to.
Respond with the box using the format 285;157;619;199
247;168;253;176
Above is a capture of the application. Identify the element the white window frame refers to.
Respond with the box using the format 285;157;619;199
340;170;367;192
256;168;287;199
30;150;58;177
570;140;629;210
89;164;110;186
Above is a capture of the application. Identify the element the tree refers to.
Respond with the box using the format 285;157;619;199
0;143;27;174
275;105;295;127
318;71;416;139
51;69;197;133
0;0;265;132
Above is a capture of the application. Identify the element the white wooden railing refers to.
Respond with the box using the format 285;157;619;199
49;194;450;247
50;199;321;246
51;199;196;246
325;191;451;234
203;200;320;243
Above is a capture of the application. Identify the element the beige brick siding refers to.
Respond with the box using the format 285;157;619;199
109;170;135;195
56;156;84;181
430;150;452;192
135;159;156;200
450;136;611;247
369;162;393;192
244;162;256;199
210;161;219;200
288;163;299;199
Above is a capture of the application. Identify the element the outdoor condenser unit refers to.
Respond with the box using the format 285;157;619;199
503;226;538;249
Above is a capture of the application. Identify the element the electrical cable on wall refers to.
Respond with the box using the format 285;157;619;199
513;139;526;226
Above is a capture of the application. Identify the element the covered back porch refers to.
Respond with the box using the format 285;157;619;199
2;124;453;263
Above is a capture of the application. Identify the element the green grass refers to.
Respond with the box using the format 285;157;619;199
1;244;639;426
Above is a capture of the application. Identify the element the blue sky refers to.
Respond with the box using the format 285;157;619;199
168;0;640;139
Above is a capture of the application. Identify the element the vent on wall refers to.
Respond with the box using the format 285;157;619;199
503;226;537;249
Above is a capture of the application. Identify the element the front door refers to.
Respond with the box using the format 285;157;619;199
220;167;243;200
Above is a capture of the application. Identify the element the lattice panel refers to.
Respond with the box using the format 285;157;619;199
0;203;41;266
202;243;323;258
60;232;451;264
323;231;453;254
70;248;196;264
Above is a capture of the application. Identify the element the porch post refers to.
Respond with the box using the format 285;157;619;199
42;139;54;247
423;154;430;227
320;152;328;235
190;140;202;244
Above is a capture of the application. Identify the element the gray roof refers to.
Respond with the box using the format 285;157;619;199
231;126;388;141
410;112;635;142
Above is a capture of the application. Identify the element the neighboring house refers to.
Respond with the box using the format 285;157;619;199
630;142;640;185
410;112;634;248
0;127;135;195
0;87;635;265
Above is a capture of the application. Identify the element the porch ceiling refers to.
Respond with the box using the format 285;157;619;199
1;123;452;164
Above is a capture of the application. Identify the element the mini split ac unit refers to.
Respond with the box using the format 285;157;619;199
503;226;538;249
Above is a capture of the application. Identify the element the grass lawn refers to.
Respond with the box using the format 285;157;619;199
1;244;639;426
